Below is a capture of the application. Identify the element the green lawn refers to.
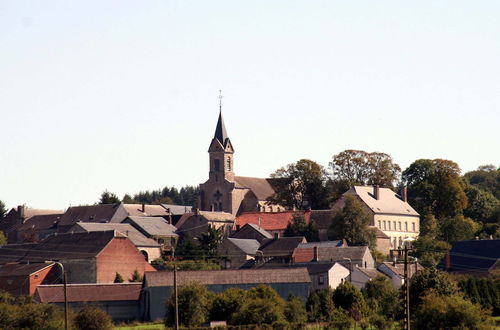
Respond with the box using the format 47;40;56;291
114;322;164;330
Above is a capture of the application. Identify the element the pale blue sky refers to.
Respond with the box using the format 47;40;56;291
1;1;499;210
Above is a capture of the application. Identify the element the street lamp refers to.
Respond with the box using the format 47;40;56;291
46;261;68;330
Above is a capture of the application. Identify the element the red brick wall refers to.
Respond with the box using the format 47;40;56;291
96;237;156;283
29;264;56;295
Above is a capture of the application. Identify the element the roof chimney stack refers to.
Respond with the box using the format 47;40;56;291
141;203;145;213
17;205;25;218
401;186;408;202
373;185;380;200
313;246;319;262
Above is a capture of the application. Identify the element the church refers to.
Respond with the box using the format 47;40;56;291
199;110;286;216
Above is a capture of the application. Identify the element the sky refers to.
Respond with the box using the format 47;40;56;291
0;1;499;210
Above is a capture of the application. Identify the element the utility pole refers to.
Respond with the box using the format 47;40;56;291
403;245;410;330
63;270;68;330
172;248;179;330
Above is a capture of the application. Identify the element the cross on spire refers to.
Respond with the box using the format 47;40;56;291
218;89;223;112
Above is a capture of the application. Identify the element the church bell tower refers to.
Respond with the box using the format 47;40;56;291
208;105;234;182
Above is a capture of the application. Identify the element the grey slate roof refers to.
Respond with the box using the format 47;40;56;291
123;204;170;217
234;177;283;201
160;204;192;216
437;239;500;274
355;267;381;279
298;240;345;248
246;223;273;238
316;246;370;262
70;222;160;247
58;203;125;229
214;110;229;146
144;268;311;287
258;237;307;257
126;216;178;237
227;238;260;256
0;262;54;277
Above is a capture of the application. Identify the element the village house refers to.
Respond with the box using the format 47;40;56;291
13;213;62;243
333;186;420;251
0;262;58;296
69;222;162;262
175;210;234;239
350;266;382;289
230;223;273;242
377;261;423;288
234;211;306;238
292;245;375;270
0;231;156;283
257;236;307;263
219;237;260;269
123;216;179;252
437;239;500;275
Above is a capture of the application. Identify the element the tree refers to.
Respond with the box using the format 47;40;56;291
362;275;401;321
413;292;493;329
210;288;248;323
0;200;6;220
113;272;124;283
231;285;286;325
122;194;138;204
464;184;499;223
268;159;330;210
459;277;500;315
98;190;120;204
199;225;223;259
419;213;439;239
328;195;376;249
283;212;319;242
74;305;113;330
332;281;366;319
463;165;500;199
129;269;143;282
439;215;480;243
409;267;458;307
402;159;467;219
165;282;214;327
411;236;450;267
284;295;307;324
329;150;401;188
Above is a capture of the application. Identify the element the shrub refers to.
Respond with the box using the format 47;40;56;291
114;272;124;283
74;305;113;330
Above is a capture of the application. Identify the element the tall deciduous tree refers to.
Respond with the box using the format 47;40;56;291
464;184;499;223
402;159;467;219
463;165;500;199
328;195;376;249
165;282;215;327
439;215;480;243
329;150;401;188
268;159;330;210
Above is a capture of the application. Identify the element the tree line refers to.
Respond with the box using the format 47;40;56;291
98;185;200;207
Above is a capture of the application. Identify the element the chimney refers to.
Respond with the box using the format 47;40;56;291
392;256;397;266
401;186;408;202
194;208;199;216
373;185;380;200
444;251;451;271
17;205;25;218
141;203;145;213
313;246;319;262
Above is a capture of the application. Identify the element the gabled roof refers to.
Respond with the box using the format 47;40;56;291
126;216;178;237
293;246;371;263
347;186;419;216
258;237;306;257
236;211;308;231
58;203;125;228
35;283;142;303
123;204;170;217
226;238;260;256
298;241;346;248
374;227;390;239
144;268;311;287
17;214;62;231
0;231;123;263
6;207;63;219
176;211;234;229
234;177;284;201
437;239;500;274
378;262;423;278
160;204;193;216
354;267;381;279
70;222;160;247
0;262;54;277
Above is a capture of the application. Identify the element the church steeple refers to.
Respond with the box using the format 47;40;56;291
214;110;229;146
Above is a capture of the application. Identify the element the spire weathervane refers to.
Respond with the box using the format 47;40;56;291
218;89;223;112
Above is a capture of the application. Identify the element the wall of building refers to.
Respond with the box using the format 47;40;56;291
138;247;161;263
328;264;350;289
63;259;96;283
96;237;155;283
373;214;420;249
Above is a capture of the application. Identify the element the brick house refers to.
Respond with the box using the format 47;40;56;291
0;262;57;296
0;231;156;283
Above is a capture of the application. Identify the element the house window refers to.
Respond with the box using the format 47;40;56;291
318;275;325;285
412;222;415;232
383;221;386;230
388;222;391;230
393;221;397;230
378;221;381;228
34;274;39;279
398;222;401;231
405;222;408;232
214;159;220;172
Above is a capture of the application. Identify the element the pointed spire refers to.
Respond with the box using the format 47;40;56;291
214;90;229;145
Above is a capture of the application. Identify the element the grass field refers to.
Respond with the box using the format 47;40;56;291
114;322;164;330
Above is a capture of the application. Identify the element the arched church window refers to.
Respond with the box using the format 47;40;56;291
214;159;220;172
227;157;231;171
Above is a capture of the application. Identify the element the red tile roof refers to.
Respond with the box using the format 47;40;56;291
35;283;142;303
235;211;311;231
